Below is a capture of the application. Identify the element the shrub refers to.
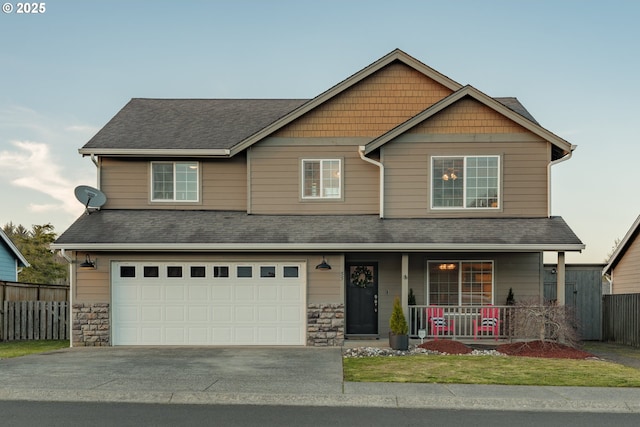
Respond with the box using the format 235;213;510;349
389;296;408;335
511;298;580;347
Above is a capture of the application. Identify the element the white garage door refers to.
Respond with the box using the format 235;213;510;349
112;261;306;345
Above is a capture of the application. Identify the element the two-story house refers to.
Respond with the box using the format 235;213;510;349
52;49;584;347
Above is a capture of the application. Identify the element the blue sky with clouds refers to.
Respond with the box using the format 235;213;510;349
1;0;639;263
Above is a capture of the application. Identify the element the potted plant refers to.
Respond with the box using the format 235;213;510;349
389;296;409;350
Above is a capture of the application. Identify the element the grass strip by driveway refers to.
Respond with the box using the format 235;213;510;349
0;340;68;359
344;355;640;387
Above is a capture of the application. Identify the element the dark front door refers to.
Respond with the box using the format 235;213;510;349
346;262;378;335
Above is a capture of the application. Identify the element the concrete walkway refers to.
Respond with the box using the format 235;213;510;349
0;346;639;413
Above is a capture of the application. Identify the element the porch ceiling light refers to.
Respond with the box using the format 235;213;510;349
442;168;458;181
79;253;96;270
315;256;332;271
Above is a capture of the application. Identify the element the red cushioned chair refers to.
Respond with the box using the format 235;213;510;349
426;306;455;340
473;306;501;341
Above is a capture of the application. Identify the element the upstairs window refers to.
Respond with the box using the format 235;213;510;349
302;159;341;199
151;162;199;202
431;156;499;209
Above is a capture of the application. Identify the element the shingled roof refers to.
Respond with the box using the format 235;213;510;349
79;96;539;154
52;210;584;252
81;98;308;151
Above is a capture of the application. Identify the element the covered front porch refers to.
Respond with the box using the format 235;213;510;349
408;305;513;340
395;252;573;340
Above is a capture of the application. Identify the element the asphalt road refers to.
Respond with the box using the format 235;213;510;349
2;401;640;427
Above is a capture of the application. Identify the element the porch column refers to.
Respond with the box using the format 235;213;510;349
556;252;566;305
401;253;409;323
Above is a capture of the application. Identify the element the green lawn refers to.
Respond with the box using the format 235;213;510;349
0;340;69;359
343;354;640;387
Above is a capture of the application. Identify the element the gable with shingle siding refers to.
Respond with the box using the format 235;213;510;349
408;97;531;135
273;62;454;138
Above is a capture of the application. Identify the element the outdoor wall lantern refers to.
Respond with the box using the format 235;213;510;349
315;256;332;271
79;253;97;270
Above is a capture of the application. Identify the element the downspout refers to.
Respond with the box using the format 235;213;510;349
55;249;74;347
358;146;384;219
90;154;101;191
547;145;576;218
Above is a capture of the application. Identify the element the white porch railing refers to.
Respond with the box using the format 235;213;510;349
408;305;515;340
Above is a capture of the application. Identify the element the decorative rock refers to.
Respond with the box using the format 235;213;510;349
342;345;506;358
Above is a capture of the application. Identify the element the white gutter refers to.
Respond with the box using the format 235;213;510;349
547;145;576;217
49;242;586;252
358;146;384;218
79;148;231;157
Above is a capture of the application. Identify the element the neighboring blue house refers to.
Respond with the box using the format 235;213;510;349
0;229;29;282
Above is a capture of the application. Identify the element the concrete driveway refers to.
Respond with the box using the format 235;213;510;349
0;347;344;401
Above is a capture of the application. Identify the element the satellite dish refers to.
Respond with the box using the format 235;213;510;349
74;185;107;214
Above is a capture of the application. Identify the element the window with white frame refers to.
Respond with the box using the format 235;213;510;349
431;156;499;209
427;261;493;306
302;159;341;199
151;162;199;201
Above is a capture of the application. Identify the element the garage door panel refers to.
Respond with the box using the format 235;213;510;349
141;285;162;300
116;286;138;301
281;286;301;301
188;328;209;344
116;306;139;322
234;327;256;344
257;327;278;343
212;328;232;343
235;286;255;301
141;306;162;322
212;306;232;322
116;328;138;345
281;306;303;322
258;306;278;322
112;262;306;345
141;327;162;344
187;306;208;322
165;306;185;322
165;285;185;301
212;285;232;301
281;327;303;344
165;328;186;344
235;306;256;321
189;286;208;301
258;286;279;301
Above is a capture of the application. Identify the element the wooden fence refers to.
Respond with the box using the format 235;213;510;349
1;301;69;341
0;281;69;341
602;293;640;347
0;280;69;302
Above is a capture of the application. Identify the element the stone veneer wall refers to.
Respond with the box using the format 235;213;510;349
307;303;344;346
72;302;110;346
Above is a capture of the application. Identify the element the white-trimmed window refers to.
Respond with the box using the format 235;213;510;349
427;261;493;306
151;162;199;201
302;159;341;199
431;156;499;209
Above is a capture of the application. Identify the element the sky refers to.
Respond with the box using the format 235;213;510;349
1;0;639;264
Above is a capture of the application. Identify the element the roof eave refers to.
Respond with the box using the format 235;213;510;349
79;148;231;158
50;242;585;253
